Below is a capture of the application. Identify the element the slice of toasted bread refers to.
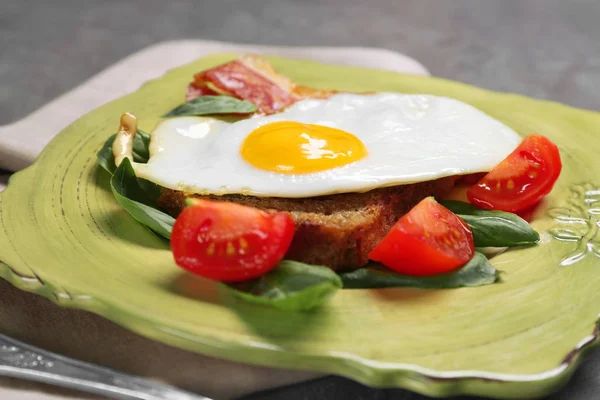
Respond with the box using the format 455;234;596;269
157;176;458;270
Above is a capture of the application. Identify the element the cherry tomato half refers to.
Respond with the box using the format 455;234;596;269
467;134;562;213
170;199;295;282
368;197;475;276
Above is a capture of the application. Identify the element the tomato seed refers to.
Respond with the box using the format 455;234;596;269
206;242;215;256
226;242;235;256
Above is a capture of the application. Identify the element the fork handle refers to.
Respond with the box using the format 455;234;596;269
0;333;209;400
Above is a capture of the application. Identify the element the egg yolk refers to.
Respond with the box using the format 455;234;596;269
241;121;367;174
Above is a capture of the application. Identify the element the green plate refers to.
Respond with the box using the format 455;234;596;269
1;54;600;399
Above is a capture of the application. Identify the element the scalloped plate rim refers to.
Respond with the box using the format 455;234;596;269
1;252;598;399
1;255;598;399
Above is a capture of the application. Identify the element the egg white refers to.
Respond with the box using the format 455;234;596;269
132;93;522;197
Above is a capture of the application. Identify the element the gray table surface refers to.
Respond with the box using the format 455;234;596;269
1;1;600;399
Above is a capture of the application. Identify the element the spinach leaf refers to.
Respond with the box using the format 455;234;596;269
97;130;152;174
133;130;151;161
110;158;175;239
163;96;257;117
97;135;116;174
224;260;342;311
441;200;539;248
340;252;497;289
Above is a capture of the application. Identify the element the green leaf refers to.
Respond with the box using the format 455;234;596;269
224;260;343;311
132;129;152;162
110;158;175;239
340;252;498;289
96;129;152;174
97;129;160;201
440;200;539;248
163;96;257;117
97;135;117;174
137;178;163;204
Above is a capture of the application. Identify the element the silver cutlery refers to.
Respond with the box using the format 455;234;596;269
0;333;212;400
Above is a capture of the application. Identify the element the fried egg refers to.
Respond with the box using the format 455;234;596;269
130;93;521;197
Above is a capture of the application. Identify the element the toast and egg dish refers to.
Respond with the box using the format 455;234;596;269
103;55;560;308
128;93;520;269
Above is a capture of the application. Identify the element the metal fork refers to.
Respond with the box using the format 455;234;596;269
0;333;212;400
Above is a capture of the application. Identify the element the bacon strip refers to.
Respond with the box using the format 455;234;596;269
186;82;219;100
186;55;338;114
200;59;297;114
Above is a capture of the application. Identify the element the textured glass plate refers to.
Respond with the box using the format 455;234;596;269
1;54;600;399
